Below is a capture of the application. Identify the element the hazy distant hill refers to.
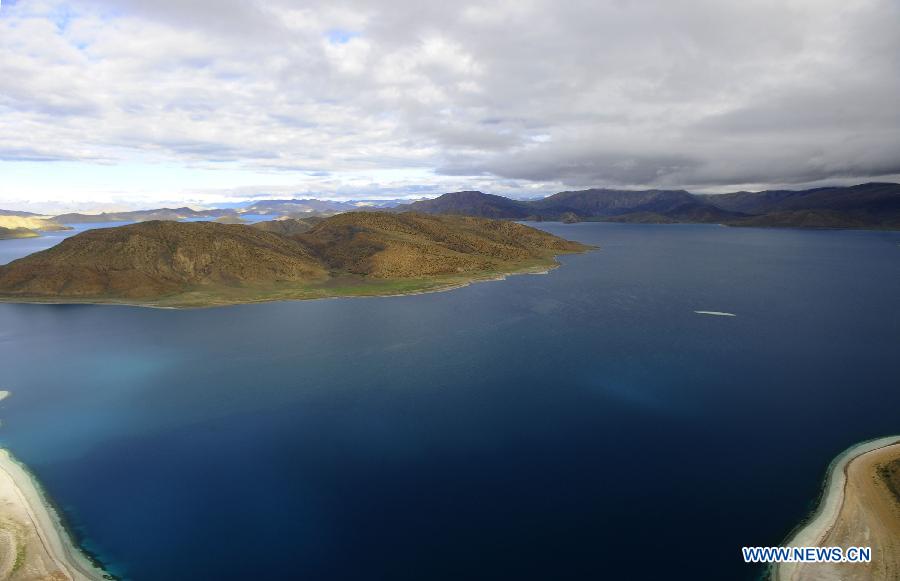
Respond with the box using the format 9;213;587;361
0;209;42;217
0;212;588;306
240;199;357;216
395;189;739;223
53;207;235;224
399;191;533;219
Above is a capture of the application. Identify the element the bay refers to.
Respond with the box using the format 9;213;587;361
0;222;898;580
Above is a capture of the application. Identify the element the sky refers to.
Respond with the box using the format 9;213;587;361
1;0;899;213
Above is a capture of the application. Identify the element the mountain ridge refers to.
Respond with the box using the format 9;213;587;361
6;182;895;230
53;207;236;224
391;183;900;228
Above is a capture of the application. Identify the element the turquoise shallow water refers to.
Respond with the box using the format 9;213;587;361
0;222;898;580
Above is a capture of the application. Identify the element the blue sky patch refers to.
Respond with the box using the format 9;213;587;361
326;29;359;44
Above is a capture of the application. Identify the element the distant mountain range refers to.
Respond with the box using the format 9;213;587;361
394;183;900;229
696;183;900;228
53;207;236;224
399;188;742;223
241;198;408;215
240;199;358;216
49;199;409;223
4;183;897;230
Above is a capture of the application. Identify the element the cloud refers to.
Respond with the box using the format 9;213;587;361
0;0;898;203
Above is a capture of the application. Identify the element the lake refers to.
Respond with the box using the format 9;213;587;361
0;222;898;580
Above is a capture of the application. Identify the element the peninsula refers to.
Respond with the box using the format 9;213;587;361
0;451;109;581
0;228;39;241
0;216;71;240
775;436;900;581
0;392;108;580
0;212;590;308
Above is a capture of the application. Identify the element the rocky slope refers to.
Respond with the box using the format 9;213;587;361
295;212;585;278
0;220;327;300
251;217;323;236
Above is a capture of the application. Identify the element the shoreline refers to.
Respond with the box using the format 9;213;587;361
0;448;109;580
773;435;900;581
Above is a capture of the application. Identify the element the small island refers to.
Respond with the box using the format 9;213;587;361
775;436;900;581
0;212;590;308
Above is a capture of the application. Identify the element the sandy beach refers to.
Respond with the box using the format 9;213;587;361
0;428;107;581
775;436;900;581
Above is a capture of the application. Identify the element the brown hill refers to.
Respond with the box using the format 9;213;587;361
0;220;327;300
398;191;533;219
251;217;323;236
296;212;586;278
0;213;588;306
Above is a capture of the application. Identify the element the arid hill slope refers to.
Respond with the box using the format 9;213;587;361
251;217;323;236
296;212;586;278
0;213;588;306
0;220;327;300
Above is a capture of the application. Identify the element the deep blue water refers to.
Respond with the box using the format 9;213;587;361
0;223;898;580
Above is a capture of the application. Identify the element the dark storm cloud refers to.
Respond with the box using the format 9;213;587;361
0;0;898;193
438;150;702;187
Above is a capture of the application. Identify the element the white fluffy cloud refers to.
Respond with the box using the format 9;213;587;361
1;0;898;206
